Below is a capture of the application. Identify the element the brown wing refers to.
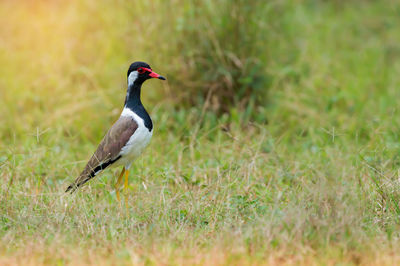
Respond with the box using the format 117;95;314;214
65;116;138;193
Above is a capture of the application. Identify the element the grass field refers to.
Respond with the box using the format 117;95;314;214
2;0;400;265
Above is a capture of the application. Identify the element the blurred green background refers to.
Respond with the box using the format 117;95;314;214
1;0;400;139
2;0;400;264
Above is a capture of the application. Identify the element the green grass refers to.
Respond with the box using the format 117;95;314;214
2;0;400;265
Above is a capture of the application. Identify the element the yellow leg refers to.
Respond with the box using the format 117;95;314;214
124;169;130;207
115;167;125;202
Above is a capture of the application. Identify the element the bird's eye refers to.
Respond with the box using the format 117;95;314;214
137;67;146;74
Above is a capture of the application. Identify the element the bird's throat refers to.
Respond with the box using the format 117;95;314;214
125;82;142;109
123;82;153;131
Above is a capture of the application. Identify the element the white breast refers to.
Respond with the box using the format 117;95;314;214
118;108;153;168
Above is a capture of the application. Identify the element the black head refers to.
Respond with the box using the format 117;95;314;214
127;61;166;85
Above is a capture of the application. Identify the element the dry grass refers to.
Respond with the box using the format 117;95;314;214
2;241;400;265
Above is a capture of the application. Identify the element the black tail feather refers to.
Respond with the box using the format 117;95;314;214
65;183;78;193
65;156;121;194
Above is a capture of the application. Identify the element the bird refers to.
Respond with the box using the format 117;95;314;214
65;61;166;202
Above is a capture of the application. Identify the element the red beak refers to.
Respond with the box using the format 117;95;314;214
149;71;166;80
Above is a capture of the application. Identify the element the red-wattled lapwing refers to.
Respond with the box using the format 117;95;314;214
65;61;165;201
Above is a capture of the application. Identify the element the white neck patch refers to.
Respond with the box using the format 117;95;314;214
128;71;138;86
